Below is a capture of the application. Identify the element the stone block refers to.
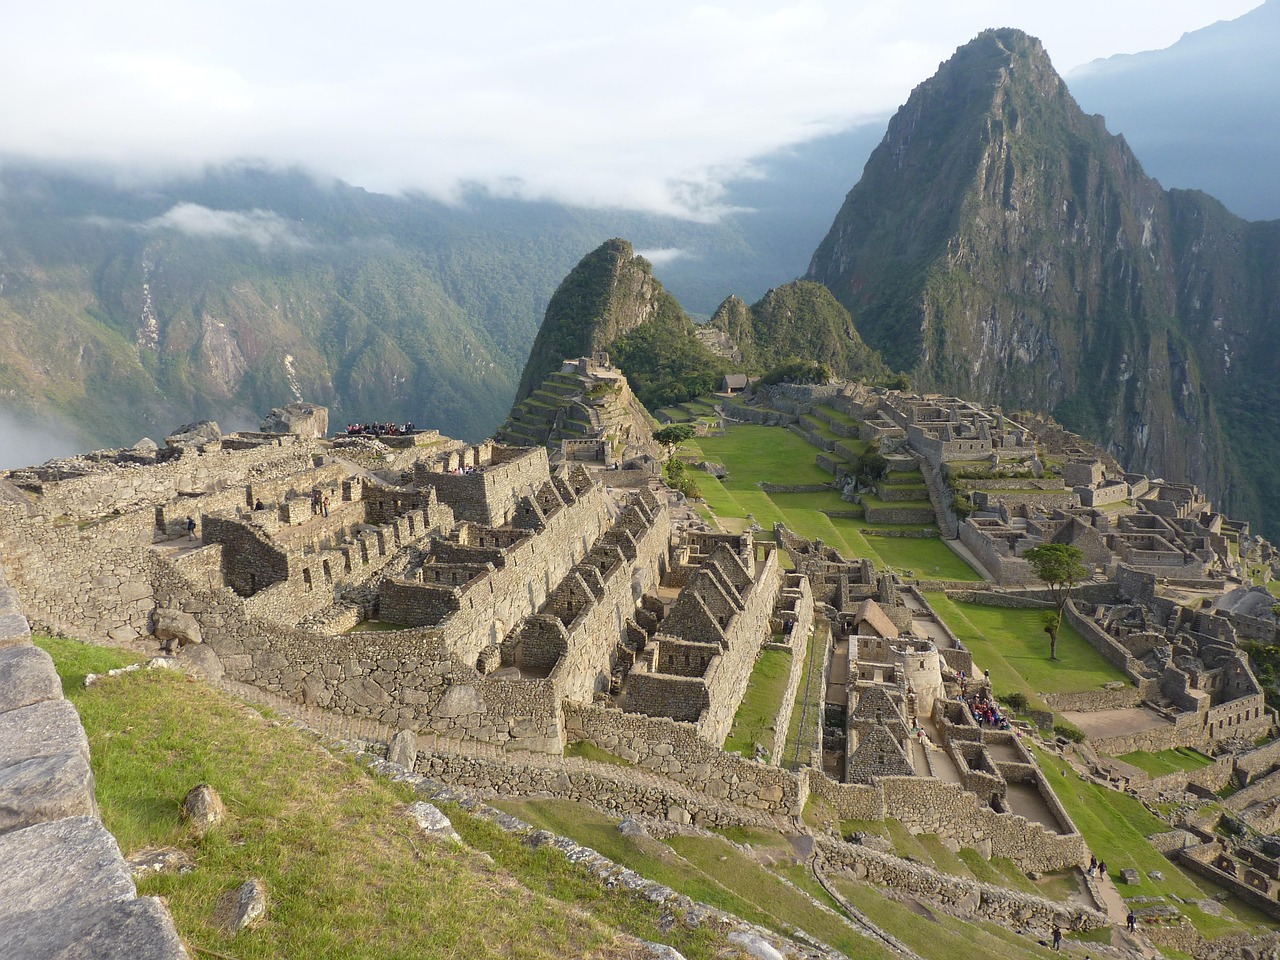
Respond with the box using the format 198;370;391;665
432;684;484;718
0;644;61;713
0;751;97;835
0;699;90;768
0;609;31;649
387;729;417;768
339;677;390;708
0;817;135;932
1;895;187;960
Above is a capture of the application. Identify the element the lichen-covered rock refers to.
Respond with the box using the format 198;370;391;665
406;801;460;843
214;879;268;933
180;783;226;835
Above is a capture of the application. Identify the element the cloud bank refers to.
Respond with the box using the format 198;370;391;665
0;1;1260;218
144;204;305;247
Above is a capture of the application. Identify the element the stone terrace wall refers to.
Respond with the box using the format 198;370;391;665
0;566;187;957
144;557;566;751
806;771;1084;872
564;702;806;814
816;838;1106;932
1236;738;1280;785
411;749;786;830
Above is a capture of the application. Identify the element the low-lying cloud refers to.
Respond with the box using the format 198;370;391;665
144;203;305;247
636;247;689;267
0;408;83;471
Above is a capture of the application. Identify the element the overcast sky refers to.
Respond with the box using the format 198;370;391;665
0;1;1262;218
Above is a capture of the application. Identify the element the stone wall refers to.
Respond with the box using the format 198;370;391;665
0;504;161;644
383;481;614;665
411;749;787;830
564;703;806;814
806;770;1084;872
957;522;1036;584
0;564;187;957
15;436;318;521
816;838;1106;932
862;502;937;525
414;444;550;526
1236;738;1280;785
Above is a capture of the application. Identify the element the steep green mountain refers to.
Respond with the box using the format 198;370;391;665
807;28;1280;539
709;280;887;381
515;240;731;411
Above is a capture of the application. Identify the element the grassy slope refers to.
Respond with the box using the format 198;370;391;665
499;799;897;960
1032;745;1274;937
1116;748;1215;777
35;637;736;960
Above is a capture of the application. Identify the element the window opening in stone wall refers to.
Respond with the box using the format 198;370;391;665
322;560;332;582
303;569;313;592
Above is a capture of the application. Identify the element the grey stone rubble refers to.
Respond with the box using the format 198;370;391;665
0;570;187;959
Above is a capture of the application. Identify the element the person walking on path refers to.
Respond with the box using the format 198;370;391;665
186;516;196;540
1127;910;1137;933
1052;924;1062;950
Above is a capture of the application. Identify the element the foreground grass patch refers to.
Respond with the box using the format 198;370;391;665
37;637;732;959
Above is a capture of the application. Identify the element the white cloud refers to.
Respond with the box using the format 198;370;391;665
636;248;691;267
0;1;1261;218
143;203;305;248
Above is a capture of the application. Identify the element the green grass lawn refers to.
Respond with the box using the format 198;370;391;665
35;636;737;960
1115;748;1215;777
684;425;982;580
924;595;1128;704
723;648;793;756
1031;745;1275;938
688;425;834;489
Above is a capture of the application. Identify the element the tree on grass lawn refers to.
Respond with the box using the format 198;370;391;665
1024;543;1088;660
653;424;696;457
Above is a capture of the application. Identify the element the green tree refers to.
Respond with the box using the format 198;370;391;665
853;450;889;487
653;423;696;454
1024;543;1088;660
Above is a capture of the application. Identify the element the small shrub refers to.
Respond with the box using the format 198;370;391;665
999;692;1029;713
1053;722;1085;743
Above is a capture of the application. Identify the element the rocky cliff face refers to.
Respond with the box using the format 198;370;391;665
808;28;1280;537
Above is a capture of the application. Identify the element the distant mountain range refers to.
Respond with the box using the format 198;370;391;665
1066;0;1280;222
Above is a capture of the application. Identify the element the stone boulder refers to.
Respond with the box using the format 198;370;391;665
165;421;221;449
214;879;268;933
153;609;202;651
260;403;329;439
180;783;226;835
406;801;460;843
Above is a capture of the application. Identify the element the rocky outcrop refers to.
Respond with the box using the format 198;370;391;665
807;27;1280;539
0;571;187;958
